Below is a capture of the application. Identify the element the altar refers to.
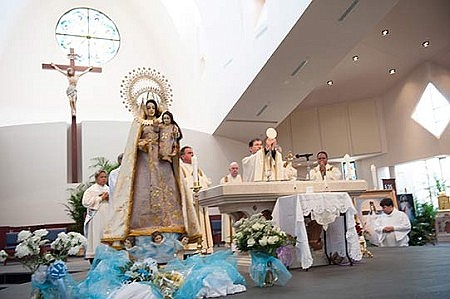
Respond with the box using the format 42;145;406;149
198;180;367;269
199;180;367;220
272;192;362;269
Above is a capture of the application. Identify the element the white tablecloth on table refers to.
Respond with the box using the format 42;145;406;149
272;192;362;269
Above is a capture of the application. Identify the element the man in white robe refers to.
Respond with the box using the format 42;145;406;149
242;138;284;181
309;151;342;181
82;170;110;262
220;161;242;184
179;146;214;253
219;162;242;246
374;197;411;247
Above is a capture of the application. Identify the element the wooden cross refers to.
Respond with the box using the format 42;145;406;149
42;48;102;183
42;48;102;73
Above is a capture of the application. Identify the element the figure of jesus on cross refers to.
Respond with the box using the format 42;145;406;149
42;48;102;117
42;48;102;182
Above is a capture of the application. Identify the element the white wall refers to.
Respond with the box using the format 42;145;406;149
0;0;308;135
356;62;450;187
0;122;70;226
0;120;246;226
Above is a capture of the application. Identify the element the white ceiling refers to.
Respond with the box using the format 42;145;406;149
214;0;450;143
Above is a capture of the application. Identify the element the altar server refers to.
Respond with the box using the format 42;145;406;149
374;197;411;247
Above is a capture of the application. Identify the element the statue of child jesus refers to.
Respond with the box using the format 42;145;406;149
158;111;182;163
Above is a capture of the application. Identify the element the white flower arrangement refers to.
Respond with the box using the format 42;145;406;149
51;231;87;259
0;249;8;263
122;258;159;282
234;213;287;256
1;229;86;273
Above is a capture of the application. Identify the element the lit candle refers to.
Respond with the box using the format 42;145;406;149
370;164;377;190
192;155;199;184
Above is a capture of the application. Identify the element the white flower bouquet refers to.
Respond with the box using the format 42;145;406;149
6;229;87;297
0;249;8;263
153;270;184;299
50;231;87;260
10;229;87;272
122;258;159;282
234;213;287;256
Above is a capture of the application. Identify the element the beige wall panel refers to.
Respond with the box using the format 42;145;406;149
348;100;382;155
318;104;350;158
276;117;293;153
290;107;322;155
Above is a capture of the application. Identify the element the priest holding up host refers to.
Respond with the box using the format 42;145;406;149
242;128;284;182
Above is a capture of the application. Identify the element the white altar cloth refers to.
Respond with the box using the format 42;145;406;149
272;192;362;269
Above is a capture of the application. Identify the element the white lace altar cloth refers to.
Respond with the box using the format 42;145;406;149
272;192;362;269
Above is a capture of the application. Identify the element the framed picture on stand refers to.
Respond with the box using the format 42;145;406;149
396;193;415;221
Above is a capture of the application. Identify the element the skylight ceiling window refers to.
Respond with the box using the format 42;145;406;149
411;82;450;138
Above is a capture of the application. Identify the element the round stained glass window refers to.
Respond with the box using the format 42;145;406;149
55;7;120;66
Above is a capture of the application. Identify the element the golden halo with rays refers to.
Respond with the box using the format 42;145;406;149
120;67;173;125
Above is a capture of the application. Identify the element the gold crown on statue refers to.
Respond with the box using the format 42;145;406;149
120;67;173;125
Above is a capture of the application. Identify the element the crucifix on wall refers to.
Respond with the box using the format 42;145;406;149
42;48;102;182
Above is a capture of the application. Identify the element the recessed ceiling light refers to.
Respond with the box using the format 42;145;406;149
352;55;359;61
381;29;389;36
389;68;396;75
422;40;430;48
327;80;334;86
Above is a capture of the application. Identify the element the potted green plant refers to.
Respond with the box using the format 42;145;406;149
409;202;437;246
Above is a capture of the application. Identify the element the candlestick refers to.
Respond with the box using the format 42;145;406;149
344;154;351;180
192;155;199;184
370;164;378;190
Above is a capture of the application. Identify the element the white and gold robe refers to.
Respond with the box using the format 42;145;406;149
242;149;283;182
309;163;342;181
219;174;242;244
179;160;214;252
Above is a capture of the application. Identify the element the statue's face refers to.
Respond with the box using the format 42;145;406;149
153;234;163;244
67;68;75;76
146;102;156;118
162;114;171;125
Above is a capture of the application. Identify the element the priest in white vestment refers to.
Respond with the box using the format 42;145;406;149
309;151;342;181
374;197;411;247
179;146;214;253
242;138;283;181
83;170;110;261
220;162;242;246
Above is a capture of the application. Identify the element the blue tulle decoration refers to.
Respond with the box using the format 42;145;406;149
166;250;246;298
76;244;131;299
31;262;78;299
249;251;292;287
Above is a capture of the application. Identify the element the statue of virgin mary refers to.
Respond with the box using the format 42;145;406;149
102;69;200;249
